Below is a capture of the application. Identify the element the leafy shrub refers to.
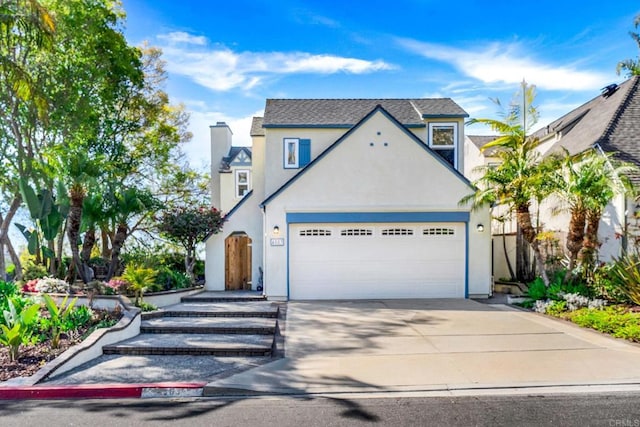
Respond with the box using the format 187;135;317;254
567;306;640;340
122;264;157;305
22;262;48;281
155;267;190;291
0;280;18;301
527;278;547;301
63;305;93;332
602;253;640;305
6;264;15;279
35;277;69;294
41;295;77;349
0;298;40;361
546;300;567;316
527;272;593;302
135;301;157;312
592;263;631;303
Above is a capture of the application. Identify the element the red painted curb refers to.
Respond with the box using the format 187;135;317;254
0;382;206;400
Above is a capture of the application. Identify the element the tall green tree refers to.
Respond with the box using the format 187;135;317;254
618;14;640;76
462;81;553;286
0;0;54;279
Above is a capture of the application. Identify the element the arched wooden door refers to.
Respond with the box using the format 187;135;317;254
225;233;252;290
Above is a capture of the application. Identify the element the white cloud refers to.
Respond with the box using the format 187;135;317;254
158;31;207;45
397;38;610;91
157;32;394;92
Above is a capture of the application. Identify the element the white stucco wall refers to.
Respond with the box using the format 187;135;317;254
261;110;491;299
205;134;265;291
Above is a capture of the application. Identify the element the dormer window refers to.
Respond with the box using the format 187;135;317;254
428;123;457;168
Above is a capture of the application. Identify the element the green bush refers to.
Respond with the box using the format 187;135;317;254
135;301;157;312
545;300;567;316
0;298;41;361
527;272;593;302
527;277;547;301
6;264;15;279
22;262;48;281
41;294;77;349
63;305;93;332
601;254;640;305
155;267;190;291
567;306;640;339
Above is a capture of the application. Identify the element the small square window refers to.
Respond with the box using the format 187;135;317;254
235;169;250;198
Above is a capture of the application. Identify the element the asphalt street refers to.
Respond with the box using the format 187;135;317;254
1;392;639;426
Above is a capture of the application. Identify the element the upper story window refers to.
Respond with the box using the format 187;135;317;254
428;123;457;168
283;138;311;169
235;169;250;198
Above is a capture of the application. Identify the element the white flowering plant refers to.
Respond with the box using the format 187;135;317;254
35;277;70;294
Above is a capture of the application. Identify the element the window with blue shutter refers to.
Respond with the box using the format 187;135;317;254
299;139;311;167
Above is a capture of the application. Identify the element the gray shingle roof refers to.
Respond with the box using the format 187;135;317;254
250;117;264;136
534;76;640;184
535;76;639;156
262;98;468;128
467;135;501;156
219;146;252;172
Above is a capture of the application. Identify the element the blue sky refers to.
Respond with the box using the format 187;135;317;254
121;0;640;168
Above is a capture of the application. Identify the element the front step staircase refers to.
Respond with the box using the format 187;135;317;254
103;291;279;357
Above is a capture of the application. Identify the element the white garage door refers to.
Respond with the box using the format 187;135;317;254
289;222;465;300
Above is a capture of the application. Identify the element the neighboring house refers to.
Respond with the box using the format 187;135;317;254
470;75;640;278
206;99;492;300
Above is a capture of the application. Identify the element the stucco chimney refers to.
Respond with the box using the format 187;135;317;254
210;122;233;210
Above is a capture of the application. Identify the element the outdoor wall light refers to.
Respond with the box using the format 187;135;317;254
273;225;280;235
476;224;484;232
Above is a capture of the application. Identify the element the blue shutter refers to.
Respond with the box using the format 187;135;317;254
299;139;311;167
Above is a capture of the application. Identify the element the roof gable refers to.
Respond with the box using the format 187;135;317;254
261;105;472;207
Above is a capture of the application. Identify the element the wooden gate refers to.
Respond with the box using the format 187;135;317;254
225;233;252;290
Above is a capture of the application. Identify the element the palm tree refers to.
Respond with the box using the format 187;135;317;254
578;152;635;273
463;81;554;286
617;14;640;77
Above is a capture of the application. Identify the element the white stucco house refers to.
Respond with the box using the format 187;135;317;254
205;99;492;300
469;76;640;279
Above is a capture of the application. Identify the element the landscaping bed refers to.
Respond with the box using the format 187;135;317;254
1;278;123;383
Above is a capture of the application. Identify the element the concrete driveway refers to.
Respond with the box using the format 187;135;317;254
205;299;640;396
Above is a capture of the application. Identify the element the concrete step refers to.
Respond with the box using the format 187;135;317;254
143;302;279;319
140;317;277;335
103;334;273;357
181;291;267;303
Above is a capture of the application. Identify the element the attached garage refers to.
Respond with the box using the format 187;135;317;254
289;222;466;300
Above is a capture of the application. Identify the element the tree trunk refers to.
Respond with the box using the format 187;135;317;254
579;209;601;281
101;227;112;259
515;204;549;286
0;196;22;280
47;239;56;275
185;245;196;284
4;235;21;280
0;240;5;281
501;222;516;281
56;219;67;278
565;207;586;282
81;226;96;263
67;189;87;284
107;223;128;281
515;225;532;282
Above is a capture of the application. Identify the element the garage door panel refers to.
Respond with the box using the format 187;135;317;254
289;222;465;300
